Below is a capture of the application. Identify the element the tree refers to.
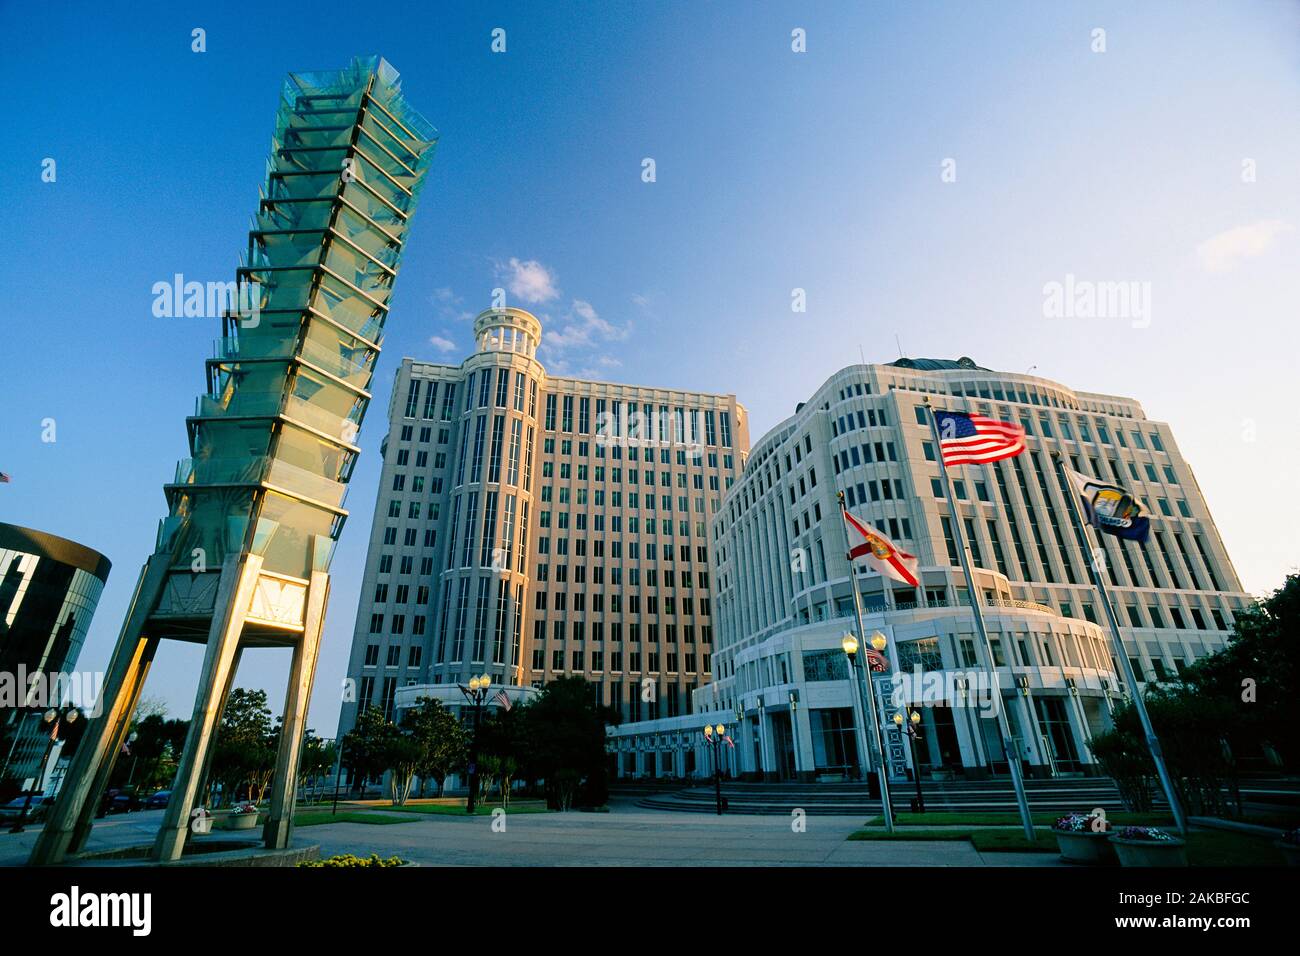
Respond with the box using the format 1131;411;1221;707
341;706;393;793
1087;576;1300;818
518;677;618;810
1088;723;1153;812
383;733;422;806
477;706;525;804
1179;573;1299;769
211;688;277;805
299;731;336;801
400;698;467;797
120;714;188;792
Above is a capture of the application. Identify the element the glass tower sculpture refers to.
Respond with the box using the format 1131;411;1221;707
31;57;436;863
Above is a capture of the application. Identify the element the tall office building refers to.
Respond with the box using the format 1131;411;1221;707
337;307;749;740
609;357;1253;783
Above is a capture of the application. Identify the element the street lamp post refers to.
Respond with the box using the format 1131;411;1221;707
125;731;139;788
460;675;493;814
9;706;80;833
894;709;925;813
842;630;895;832
702;723;728;815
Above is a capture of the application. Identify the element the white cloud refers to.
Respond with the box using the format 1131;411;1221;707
1196;219;1292;273
499;257;560;304
430;286;474;322
429;335;457;352
542;299;631;354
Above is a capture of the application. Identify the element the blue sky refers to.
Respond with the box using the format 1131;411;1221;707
2;1;1297;731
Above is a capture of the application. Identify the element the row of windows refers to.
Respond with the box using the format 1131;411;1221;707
535;595;712;616
542;437;734;469
532;647;711;675
537;564;710;589
531;618;714;643
395;423;450;446
534;588;713;614
911;401;1167;453
402;378;458;421
538;537;709;563
460;368;538;417
542;396;735;449
537;512;711;536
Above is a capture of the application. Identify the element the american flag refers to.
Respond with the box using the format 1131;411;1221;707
932;410;1026;467
492;690;512;711
0;472;10;484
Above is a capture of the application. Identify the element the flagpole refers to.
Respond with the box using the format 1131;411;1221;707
925;400;1036;841
838;492;896;833
1050;452;1188;835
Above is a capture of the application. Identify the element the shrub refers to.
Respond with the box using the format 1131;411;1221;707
298;853;407;868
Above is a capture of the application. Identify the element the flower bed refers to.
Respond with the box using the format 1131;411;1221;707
297;853;409;868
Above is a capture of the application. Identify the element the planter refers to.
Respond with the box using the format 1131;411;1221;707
225;812;260;831
1054;830;1116;865
1111;836;1188;868
1276;842;1300;867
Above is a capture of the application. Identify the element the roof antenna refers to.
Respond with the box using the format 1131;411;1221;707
895;334;904;359
858;344;867;366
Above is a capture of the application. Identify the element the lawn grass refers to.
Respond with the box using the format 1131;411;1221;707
378;801;550;816
292;810;416;827
1184;831;1284;867
848;826;1052;852
849;825;1286;863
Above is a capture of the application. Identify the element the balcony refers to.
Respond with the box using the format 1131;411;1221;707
282;395;360;443
168;455;345;510
264;458;348;509
987;598;1056;615
172;456;268;486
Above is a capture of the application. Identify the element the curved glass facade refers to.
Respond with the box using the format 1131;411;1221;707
0;524;110;788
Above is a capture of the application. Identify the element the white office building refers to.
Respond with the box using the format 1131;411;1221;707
608;357;1254;784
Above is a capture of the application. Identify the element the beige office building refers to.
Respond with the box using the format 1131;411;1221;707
608;357;1254;783
337;307;748;739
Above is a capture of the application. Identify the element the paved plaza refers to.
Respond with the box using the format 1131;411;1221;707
0;800;1063;868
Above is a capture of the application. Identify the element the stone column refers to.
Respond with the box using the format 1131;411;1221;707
152;554;262;861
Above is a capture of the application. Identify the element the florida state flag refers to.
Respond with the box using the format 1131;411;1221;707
843;509;920;587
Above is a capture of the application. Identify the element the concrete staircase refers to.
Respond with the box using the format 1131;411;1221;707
619;778;1145;816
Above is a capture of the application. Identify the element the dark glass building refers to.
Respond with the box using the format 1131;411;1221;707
0;523;111;792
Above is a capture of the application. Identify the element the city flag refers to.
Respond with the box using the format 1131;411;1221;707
1068;469;1151;542
843;510;920;586
932;410;1026;466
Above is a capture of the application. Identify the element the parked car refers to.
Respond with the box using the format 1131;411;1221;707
0;795;55;822
145;790;171;810
106;790;142;814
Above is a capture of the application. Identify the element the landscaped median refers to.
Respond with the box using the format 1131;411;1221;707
848;812;1285;864
291;797;552;827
